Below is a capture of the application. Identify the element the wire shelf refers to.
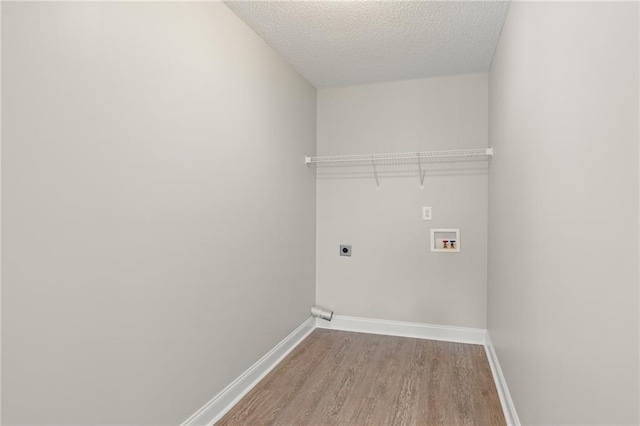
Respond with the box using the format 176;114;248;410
305;147;493;189
305;147;493;165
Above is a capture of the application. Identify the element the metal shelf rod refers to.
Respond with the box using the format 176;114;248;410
305;147;493;165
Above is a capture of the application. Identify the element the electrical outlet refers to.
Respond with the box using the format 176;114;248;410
422;206;432;221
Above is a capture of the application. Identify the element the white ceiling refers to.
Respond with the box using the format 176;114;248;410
225;1;510;88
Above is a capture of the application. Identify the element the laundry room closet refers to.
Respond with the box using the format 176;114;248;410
1;2;638;425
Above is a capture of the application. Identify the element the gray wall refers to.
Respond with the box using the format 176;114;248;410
1;2;316;425
488;2;639;424
316;74;489;328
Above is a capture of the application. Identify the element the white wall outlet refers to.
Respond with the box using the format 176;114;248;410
422;206;432;221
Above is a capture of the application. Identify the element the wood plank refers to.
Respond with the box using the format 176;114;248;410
217;329;506;426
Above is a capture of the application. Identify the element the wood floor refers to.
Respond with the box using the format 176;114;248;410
217;329;506;426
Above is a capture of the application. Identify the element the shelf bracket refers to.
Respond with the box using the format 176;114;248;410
371;156;380;189
417;153;425;189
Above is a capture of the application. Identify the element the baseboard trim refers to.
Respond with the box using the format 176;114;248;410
181;317;315;426
316;314;487;345
484;333;521;426
182;315;518;426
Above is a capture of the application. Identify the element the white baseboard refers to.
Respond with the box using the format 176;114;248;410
181;317;315;426
316;314;487;345
485;333;521;426
182;314;518;426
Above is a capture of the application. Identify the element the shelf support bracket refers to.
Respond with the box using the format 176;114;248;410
371;156;380;190
417;153;425;189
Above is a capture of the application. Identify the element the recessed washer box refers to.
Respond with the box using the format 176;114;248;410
430;229;460;253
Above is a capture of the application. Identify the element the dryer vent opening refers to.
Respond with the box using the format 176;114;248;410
311;305;333;321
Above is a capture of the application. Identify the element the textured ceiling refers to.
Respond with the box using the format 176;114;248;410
225;1;510;88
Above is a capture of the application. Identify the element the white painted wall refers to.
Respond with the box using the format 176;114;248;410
0;2;3;423
316;74;489;328
488;2;639;424
1;3;316;425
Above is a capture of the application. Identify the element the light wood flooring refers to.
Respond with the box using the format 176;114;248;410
217;329;506;426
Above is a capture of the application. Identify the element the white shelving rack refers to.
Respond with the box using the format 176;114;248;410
305;147;493;188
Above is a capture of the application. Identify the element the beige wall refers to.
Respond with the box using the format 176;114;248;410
488;2;639;424
316;74;489;328
1;2;316;424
